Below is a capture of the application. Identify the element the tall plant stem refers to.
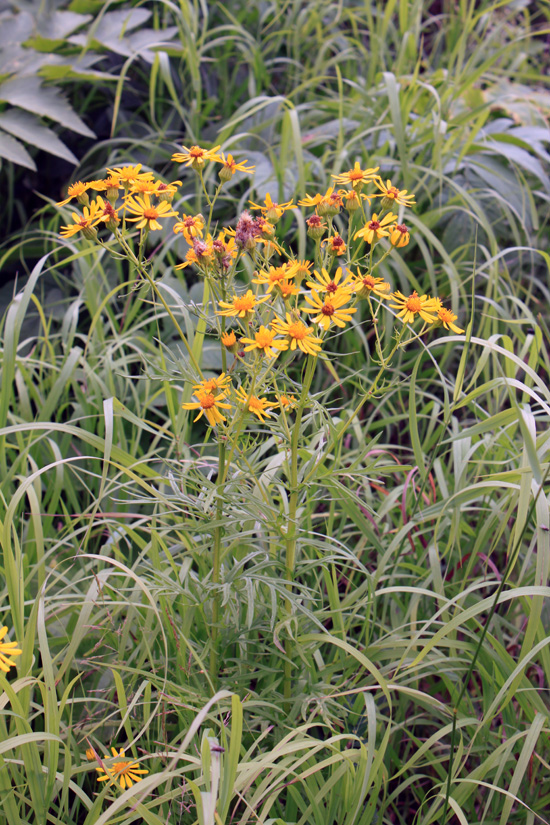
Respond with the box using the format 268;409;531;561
283;354;316;708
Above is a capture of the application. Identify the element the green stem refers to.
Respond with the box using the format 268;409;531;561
283;354;317;708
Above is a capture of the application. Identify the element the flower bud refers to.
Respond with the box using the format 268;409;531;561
218;165;234;183
221;330;239;353
76;192;90;207
306;215;326;240
82;226;98;241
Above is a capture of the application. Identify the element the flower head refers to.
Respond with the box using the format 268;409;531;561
235;387;275;422
171;145;221;170
321;234;346;256
216;290;269;318
240;325;288;358
389;223;410;248
56;181;91;207
182;390;232;427
217;152;255;180
59;200;104;240
249;193;296;223
331;161;379;191
351;271;391;300
301;288;357;331
278;394;298;410
0;626;22;673
306;214;327;239
95;747;149;790
374;179;415;208
193;372;232;395
299;186;343;216
124;194;178;231
353;212;397;244
389;290;439;324
271;313;323;355
437;306;464;334
221;330;238;353
252;263;294;293
306;266;353;295
174;214;205;244
108;165;154;187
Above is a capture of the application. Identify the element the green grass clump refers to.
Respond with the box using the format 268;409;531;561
0;1;549;824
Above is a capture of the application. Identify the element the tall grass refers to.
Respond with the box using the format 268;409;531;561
0;1;549;824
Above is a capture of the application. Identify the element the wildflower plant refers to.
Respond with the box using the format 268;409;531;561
56;148;465;703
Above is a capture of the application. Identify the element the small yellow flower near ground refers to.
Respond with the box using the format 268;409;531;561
374;179;416;208
331;161;379;190
306;266;353;295
216;290;269;318
301;288;357;331
124;194;178;231
193;373;232;395
171;145;221;170
271;314;323;355
240;325;289;357
354;212;397;244
252;264;295;293
235;387;275;422
0;626;22;673
108;164;154;187
56;180;91;206
182;390;232;427
351;271;391;300
437;306;464;334
389;290;440;324
389;223;410;248
95;747;149;790
249;193;296;223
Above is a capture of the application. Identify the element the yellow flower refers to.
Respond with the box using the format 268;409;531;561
217;152;255;180
171;144;221;170
353;212;397;244
331;161;379;190
351;271;391;300
437;306;464;334
0;626;22;673
89;175;122;199
320;234;346;256
306;266;353;295
288;259;313;280
278;281;301;301
301;289;357;331
221;330;238;352
235;387;275;422
108;164;154;187
93;196;121;230
249;193;296;223
182;390;232;427
216;290;269;318
306;214;327;239
271;313;323;355
128;178;161;196
95;747;149;790
298;186;343;216
389;290;439;324
240;325;288;357
252;264;294;293
59;199;104;239
389;223;410;248
155;180;182;201
174;214;205;244
86;748;97;761
342;189;369;212
56;180;91;206
374;179;415;207
278;394;298;410
124;194;178;231
193;372;232;395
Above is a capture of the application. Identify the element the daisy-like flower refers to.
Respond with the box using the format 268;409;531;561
89;175;122;200
59;199;104;239
0;626;22;673
173;214;205;244
128;178;162;197
94;196;121;231
193;372;232;395
389;223;410;248
240;325;289;358
351;271;391;301
437;306;464;334
124;194;178;231
271;314;323;355
278;394;298;410
389;290;439;324
108;165;154;187
95;747;149;790
288;259;313;280
249;193;296;223
216;290;269;319
252;263;294;293
217;152;255;181
374;179;415;208
306;214;327;239
56;181;91;207
321;234;346;256
342;189;368;213
182;389;232;427
331;161;379;191
301;288;357;331
156;180;182;201
221;330;238;352
234;387;275;422
299;186;343;216
354;212;397;244
171;144;221;170
278;280;301;301
306;266;353;295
